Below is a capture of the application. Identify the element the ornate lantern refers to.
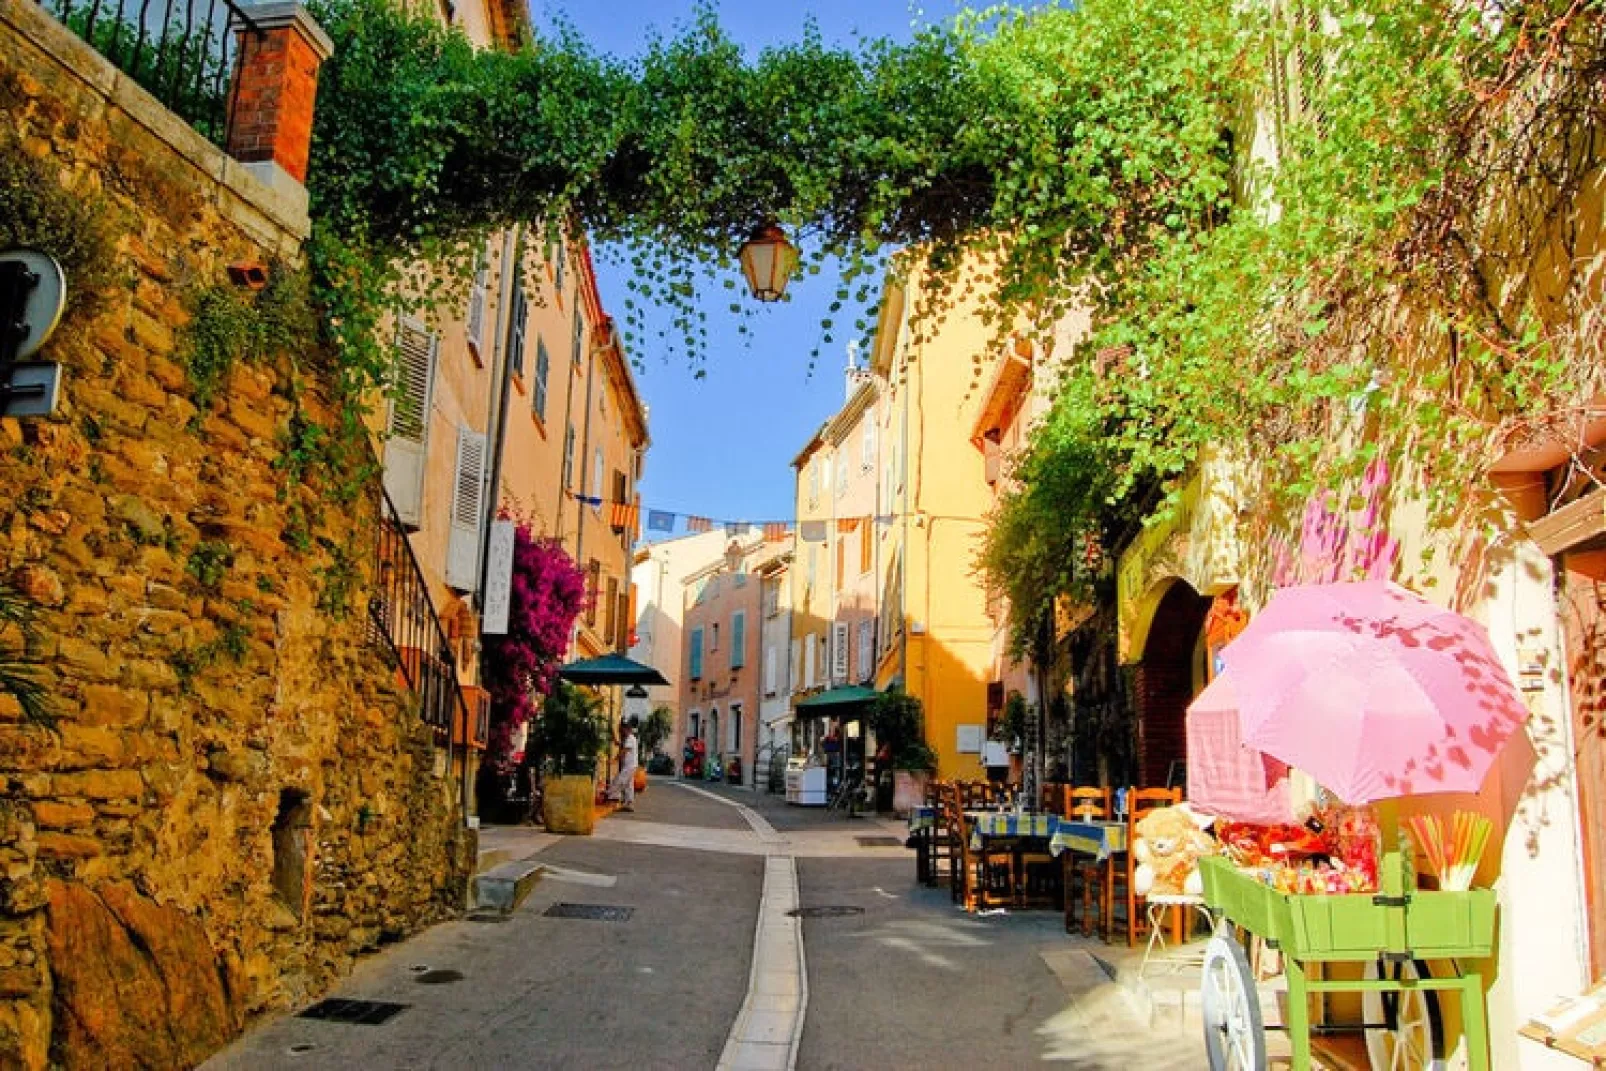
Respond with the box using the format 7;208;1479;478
737;224;799;302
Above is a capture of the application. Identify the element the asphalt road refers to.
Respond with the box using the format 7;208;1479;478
208;781;1203;1070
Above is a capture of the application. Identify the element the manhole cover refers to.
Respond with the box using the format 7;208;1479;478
544;902;634;922
855;836;902;847
464;912;511;923
296;999;409;1025
787;906;865;918
415;969;464;984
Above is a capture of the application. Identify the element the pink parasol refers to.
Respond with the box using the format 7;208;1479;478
1186;673;1294;823
1219;581;1529;804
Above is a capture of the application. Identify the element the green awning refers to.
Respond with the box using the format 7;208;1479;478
794;685;879;711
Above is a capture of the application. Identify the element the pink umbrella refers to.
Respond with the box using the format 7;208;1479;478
1220;581;1528;803
1185;673;1294;823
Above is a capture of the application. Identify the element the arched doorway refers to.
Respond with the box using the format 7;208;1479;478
1134;580;1212;788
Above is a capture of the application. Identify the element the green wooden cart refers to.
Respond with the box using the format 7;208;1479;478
1197;848;1496;1071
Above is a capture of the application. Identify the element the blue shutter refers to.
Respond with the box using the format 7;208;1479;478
533;337;550;420
731;612;746;668
690;628;704;680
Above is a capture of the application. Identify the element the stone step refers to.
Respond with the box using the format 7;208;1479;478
475;847;515;875
471;858;546;914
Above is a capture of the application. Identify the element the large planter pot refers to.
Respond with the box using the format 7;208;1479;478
892;770;931;815
543;774;597;835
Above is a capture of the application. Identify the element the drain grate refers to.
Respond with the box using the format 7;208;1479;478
415;969;464;984
788;905;865;919
464;912;512;923
297;999;409;1025
544;902;634;922
855;836;903;847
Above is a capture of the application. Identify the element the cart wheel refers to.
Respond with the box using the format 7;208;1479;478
1363;958;1445;1071
1201;930;1266;1071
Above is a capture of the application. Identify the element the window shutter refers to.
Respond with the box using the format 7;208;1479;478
466;251;488;357
791;639;802;692
508;286;528;378
563;425;576;489
445;425;487;590
859;523;872;574
803;637;815;688
831;622;849;684
731;612;746;668
533;337;550;420
857;621;873;681
617;590;631;650
383;319;437;530
764;646;777;697
690;628;704;680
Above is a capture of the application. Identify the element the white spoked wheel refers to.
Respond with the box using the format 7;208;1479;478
1201;929;1266;1071
1364;958;1445;1070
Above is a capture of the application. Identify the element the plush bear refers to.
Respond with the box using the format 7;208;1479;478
1133;805;1217;898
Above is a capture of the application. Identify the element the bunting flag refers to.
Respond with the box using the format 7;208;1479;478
686;516;713;533
610;502;640;533
763;522;789;542
799;520;828;543
647;510;676;533
837;517;860;533
725;521;751;536
573;493;604;508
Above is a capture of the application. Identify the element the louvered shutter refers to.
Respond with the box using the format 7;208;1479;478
731;612;746;668
445;426;487;591
383;319;438;530
831;622;849;684
689;628;704;680
764;646;777;697
856;621;872;681
803;637;815;688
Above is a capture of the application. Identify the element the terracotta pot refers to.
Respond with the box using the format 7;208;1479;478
893;770;930;815
633;767;647;793
542;774;597;835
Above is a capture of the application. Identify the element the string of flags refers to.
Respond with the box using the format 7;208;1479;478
566;489;913;543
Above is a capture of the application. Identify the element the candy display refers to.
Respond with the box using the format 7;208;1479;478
1407;811;1492;891
1215;803;1381;895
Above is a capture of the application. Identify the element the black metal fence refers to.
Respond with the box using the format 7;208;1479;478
368;487;470;738
36;0;258;144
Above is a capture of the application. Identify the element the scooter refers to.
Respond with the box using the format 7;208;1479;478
703;753;723;782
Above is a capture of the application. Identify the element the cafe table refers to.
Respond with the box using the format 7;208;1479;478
1049;819;1127;936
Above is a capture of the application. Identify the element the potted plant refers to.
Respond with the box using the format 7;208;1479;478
532;681;607;834
639;704;675;780
869;688;936;814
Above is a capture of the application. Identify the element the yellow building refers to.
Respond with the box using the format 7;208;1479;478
868;270;1001;781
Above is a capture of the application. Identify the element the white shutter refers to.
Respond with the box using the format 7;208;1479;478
445;425;487;591
804;637;816;688
857;621;872;680
383;319;437;530
832;622;850;684
764;646;777;697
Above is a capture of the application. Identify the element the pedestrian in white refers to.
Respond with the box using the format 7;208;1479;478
609;722;640;811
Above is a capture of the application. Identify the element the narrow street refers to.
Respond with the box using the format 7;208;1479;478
204;782;1204;1069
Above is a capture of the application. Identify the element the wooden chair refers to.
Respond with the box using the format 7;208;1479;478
924;781;955;889
1118;786;1183;947
1061;786;1112;936
948;798;1013;911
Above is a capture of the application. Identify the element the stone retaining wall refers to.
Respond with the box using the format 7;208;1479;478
0;0;473;1066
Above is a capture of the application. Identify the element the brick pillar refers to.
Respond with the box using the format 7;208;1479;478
227;2;334;188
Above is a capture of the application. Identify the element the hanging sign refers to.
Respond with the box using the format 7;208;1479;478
482;519;515;635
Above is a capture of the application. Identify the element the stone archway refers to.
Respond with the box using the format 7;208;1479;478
1133;579;1212;788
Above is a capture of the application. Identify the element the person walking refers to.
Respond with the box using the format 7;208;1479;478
609;721;640;812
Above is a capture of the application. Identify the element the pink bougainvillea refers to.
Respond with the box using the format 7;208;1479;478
482;525;587;763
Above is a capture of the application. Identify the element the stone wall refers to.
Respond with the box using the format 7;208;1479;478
0;1;473;1067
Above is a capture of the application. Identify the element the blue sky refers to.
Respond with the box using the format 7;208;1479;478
530;1;954;536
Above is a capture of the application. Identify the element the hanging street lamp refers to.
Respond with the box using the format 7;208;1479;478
738;224;799;302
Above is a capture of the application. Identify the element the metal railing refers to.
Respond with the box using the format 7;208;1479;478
368;486;471;737
36;0;258;144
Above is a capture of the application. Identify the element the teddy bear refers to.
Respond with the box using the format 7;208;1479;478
1133;805;1217;898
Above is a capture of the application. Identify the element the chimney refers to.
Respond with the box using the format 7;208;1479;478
227;2;334;194
844;340;871;401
